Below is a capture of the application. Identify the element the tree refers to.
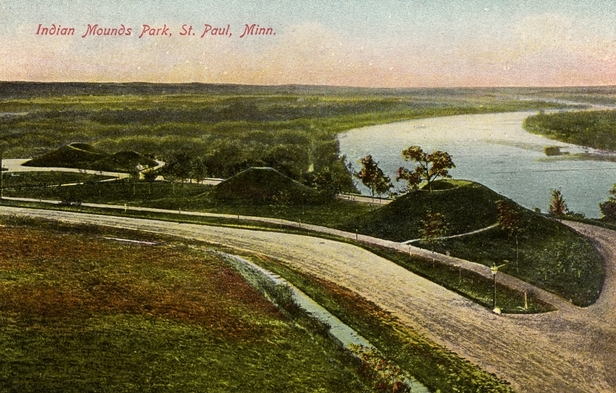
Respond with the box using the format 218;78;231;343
142;169;158;195
191;156;208;184
496;200;525;272
419;210;448;265
548;189;569;216
600;184;616;221
312;168;340;200
355;155;393;200
396;146;455;192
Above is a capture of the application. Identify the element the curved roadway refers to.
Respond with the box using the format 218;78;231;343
0;206;614;393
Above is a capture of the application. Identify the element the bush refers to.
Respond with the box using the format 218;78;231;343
600;200;616;221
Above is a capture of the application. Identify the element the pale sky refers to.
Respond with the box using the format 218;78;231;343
2;0;616;87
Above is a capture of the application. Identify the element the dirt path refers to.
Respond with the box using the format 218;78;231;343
1;206;615;393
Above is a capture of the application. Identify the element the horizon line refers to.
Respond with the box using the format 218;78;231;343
2;80;616;91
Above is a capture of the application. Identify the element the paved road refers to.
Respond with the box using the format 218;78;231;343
1;206;615;392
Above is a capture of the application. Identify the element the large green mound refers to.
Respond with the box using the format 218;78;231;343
24;144;157;172
214;167;316;205
24;143;107;168
344;179;499;242
342;178;603;307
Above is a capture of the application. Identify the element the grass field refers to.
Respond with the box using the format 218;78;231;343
0;223;371;392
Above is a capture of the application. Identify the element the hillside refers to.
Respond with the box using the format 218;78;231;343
24;144;157;172
23;143;107;168
343;179;499;242
341;179;603;306
214;167;317;205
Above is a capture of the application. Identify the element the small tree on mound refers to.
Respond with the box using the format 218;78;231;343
548;189;569;216
355;155;393;200
497;200;525;272
396;146;455;192
419;210;448;265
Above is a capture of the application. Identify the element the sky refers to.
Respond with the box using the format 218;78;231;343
1;0;616;87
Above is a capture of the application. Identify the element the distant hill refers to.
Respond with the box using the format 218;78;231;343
214;167;316;205
23;143;157;172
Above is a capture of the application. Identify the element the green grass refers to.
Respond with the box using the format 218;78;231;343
2;172;114;189
23;143;158;172
3;178;375;227
0;224;369;393
214;166;317;204
434;217;604;306
361;243;553;313
246;252;516;393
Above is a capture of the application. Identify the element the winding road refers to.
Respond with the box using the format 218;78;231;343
1;206;614;393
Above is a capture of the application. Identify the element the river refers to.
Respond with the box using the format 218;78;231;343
338;111;616;218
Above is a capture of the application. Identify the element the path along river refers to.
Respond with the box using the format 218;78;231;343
338;111;616;218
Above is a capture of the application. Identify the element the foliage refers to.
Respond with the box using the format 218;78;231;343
396;146;455;192
0;84;569;191
214;167;317;205
344;179;603;306
419;210;448;248
344;179;496;241
600;184;616;221
497;199;525;237
543;146;562;156
355;155;393;198
548;189;569;216
437;216;603;307
24;143;157;173
524;109;616;151
3;174;375;226
349;345;410;393
496;199;525;272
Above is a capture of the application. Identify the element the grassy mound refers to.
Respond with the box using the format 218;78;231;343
23;142;107;168
23;144;157;173
341;178;604;306
214;167;316;205
343;179;498;241
437;216;604;307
